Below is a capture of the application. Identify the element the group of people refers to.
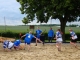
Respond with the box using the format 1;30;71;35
1;39;21;51
1;27;44;51
1;27;78;52
48;28;78;51
55;28;78;51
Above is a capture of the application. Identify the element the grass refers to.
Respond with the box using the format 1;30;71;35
0;25;80;34
0;25;80;43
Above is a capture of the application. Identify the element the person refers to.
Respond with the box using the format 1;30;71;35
19;33;22;38
69;29;78;48
48;27;54;42
55;29;63;51
2;40;14;51
21;31;39;51
35;27;44;46
13;39;22;50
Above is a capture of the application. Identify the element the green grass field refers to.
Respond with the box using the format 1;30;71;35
0;25;80;42
0;25;80;34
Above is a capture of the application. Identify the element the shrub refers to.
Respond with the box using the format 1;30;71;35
0;32;80;42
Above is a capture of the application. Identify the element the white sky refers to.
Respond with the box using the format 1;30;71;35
0;0;79;26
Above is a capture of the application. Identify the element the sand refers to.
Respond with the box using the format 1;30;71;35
0;43;80;60
0;37;15;42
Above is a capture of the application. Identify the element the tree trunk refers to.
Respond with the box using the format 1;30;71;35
60;19;67;42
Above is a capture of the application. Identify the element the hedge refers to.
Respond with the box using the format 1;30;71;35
0;31;80;41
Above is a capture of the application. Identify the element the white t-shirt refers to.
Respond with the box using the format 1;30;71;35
8;41;14;49
56;31;62;41
3;41;14;49
70;31;77;40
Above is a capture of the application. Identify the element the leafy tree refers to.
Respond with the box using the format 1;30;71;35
22;17;30;25
16;0;80;41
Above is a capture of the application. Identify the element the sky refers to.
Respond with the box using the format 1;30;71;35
0;0;79;26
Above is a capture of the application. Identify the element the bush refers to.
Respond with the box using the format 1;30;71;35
0;32;80;42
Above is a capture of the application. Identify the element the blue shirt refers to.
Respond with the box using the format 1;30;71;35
14;40;21;46
24;33;34;42
70;31;76;36
48;30;54;37
36;29;42;37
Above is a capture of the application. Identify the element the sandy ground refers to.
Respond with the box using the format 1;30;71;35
0;43;80;60
0;37;15;42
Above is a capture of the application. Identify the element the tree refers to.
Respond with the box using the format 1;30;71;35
16;0;80;41
22;17;30;25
